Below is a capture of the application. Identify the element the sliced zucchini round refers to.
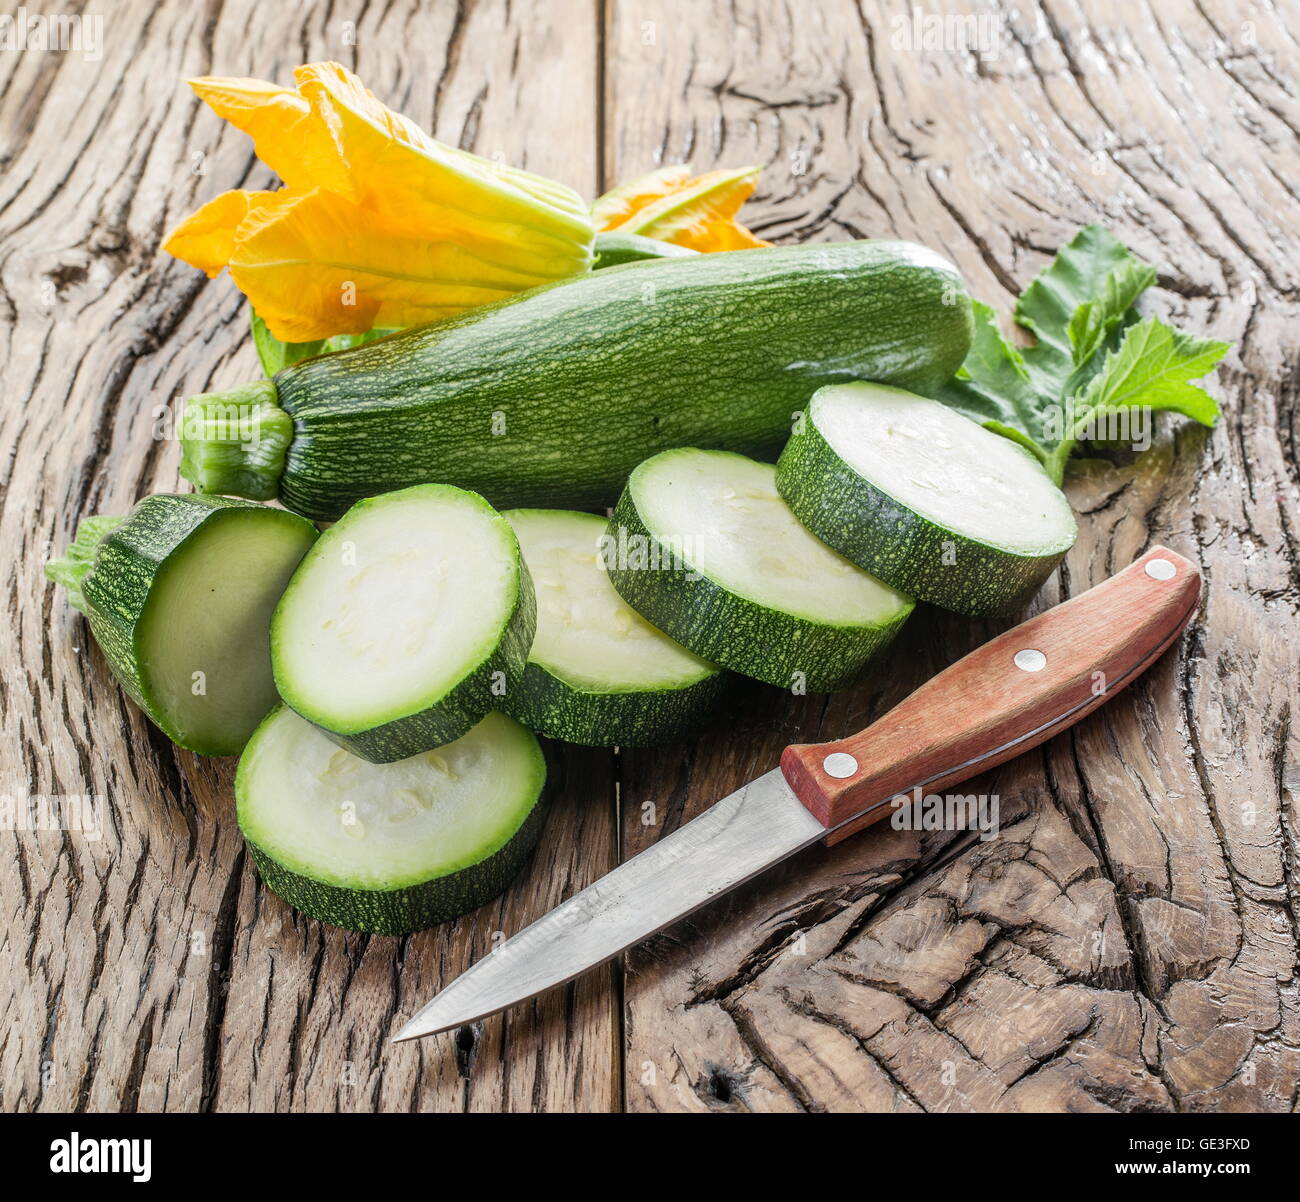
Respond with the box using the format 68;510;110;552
776;383;1078;616
605;449;913;692
271;483;535;763
45;494;318;755
501;509;725;746
237;708;547;935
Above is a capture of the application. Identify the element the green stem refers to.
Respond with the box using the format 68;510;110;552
45;515;125;614
1044;404;1099;485
178;379;292;501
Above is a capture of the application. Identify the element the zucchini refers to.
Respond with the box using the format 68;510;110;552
591;231;699;269
271;483;535;763
605;449;914;691
775;383;1078;616
502;509;725;746
238;707;547;935
44;494;318;755
179;240;973;519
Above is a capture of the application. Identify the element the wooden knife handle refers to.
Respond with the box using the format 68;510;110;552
780;546;1201;846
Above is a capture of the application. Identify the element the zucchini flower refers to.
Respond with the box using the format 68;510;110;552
163;62;594;342
592;164;770;252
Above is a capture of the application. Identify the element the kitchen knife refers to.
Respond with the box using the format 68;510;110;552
394;545;1200;1043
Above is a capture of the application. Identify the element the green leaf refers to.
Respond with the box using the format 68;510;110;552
1016;225;1146;355
250;307;397;378
1067;260;1157;365
931;225;1229;484
934;302;1050;461
1043;317;1229;482
1018;231;1157;405
1076;317;1228;422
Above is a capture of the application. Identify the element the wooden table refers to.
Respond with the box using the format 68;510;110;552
4;0;1297;1113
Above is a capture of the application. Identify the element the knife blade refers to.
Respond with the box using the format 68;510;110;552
393;768;821;1041
394;545;1201;1043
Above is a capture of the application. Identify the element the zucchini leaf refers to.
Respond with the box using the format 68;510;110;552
250;307;395;377
935;225;1229;483
1043;317;1230;482
936;302;1054;459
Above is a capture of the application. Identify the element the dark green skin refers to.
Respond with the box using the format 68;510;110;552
264;240;971;520
502;660;727;747
591;231;699;269
604;475;912;692
68;494;317;756
245;793;548;936
776;415;1073;617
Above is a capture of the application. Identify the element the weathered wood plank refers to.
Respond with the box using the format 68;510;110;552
2;0;617;1113
4;0;1296;1115
608;0;1299;1113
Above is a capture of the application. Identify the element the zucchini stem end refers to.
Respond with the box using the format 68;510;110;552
178;379;290;502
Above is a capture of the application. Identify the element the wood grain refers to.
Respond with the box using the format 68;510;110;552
608;0;1300;1113
3;0;1297;1113
2;0;618;1113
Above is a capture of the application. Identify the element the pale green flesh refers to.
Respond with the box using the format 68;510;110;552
631;450;911;625
238;709;544;891
504;509;716;693
137;516;315;752
812;383;1076;554
273;487;518;732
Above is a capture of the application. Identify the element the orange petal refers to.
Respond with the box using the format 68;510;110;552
604;164;770;252
161;189;281;277
292;62;593;274
591;165;693;230
229;188;566;342
187;75;351;195
166;62;594;338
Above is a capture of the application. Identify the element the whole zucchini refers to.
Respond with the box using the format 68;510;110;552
180;240;972;520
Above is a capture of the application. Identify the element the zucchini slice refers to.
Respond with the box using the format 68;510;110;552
238;708;547;935
45;494;318;756
606;449;914;692
502;509;725;746
271;484;535;763
776;383;1078;616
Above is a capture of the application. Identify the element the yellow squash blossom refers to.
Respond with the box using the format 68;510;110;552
592;164;770;252
164;62;595;343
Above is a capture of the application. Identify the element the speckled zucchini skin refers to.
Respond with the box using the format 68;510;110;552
776;414;1073;617
261;240;971;519
502;660;727;746
603;484;912;693
243;790;549;936
73;494;317;755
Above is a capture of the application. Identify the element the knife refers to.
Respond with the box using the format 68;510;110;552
394;545;1200;1043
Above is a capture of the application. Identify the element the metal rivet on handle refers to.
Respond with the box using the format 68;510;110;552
1145;558;1177;581
822;752;859;779
1014;648;1047;673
